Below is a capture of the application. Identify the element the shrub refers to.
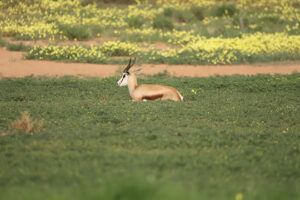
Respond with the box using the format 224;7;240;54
80;0;135;6
127;16;144;28
163;7;194;22
26;45;107;63
152;15;174;31
233;15;249;29
89;24;104;37
99;41;140;56
6;43;31;51
259;15;283;24
212;3;238;17
0;35;6;47
57;23;92;40
190;7;204;21
173;9;194;22
9;111;44;134
163;7;175;17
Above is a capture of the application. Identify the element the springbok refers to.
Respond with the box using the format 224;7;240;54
117;58;183;101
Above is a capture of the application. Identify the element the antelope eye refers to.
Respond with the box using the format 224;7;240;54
123;75;126;78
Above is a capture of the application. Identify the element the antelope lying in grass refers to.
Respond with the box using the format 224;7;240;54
117;58;183;101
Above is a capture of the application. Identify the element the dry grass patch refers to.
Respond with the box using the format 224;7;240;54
0;131;8;136
9;111;43;134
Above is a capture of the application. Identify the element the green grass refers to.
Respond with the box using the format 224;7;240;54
0;74;300;199
6;42;32;51
0;34;6;47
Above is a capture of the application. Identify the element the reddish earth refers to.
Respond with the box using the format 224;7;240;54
0;48;299;78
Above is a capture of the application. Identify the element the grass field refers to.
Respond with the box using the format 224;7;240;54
0;74;299;200
1;0;300;199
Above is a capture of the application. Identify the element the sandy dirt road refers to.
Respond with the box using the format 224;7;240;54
0;48;299;78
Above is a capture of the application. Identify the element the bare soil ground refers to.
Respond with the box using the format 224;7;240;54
0;48;299;78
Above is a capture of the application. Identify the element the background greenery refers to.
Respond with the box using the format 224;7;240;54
1;74;299;199
1;0;300;64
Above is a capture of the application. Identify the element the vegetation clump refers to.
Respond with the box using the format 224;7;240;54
127;16;144;28
212;3;238;17
57;23;92;41
152;15;174;30
9;111;43;134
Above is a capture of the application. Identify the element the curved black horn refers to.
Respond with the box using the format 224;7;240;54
123;58;132;73
131;57;136;66
123;57;136;73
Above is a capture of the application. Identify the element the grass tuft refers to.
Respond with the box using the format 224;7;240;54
9;111;43;134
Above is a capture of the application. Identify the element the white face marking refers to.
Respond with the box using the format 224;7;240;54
117;73;129;86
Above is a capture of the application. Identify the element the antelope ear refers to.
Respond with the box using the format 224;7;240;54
133;68;142;74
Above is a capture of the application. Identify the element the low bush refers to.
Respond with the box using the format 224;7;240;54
211;3;238;17
190;7;205;21
163;7;194;22
173;9;194;22
26;45;107;63
127;16;144;28
89;24;104;37
0;34;6;47
163;7;175;17
6;42;31;51
152;15;174;31
57;23;92;40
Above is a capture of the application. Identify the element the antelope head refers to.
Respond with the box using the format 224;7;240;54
117;57;136;86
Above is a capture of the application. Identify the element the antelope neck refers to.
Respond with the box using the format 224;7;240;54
128;73;138;96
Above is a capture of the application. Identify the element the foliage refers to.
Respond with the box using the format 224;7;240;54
1;0;300;63
211;3;238;17
152;15;174;30
126;16;144;28
0;34;6;46
163;7;194;22
6;42;32;51
25;32;300;64
190;6;204;21
26;45;107;63
98;41;140;56
0;74;299;199
1;0;300;40
57;23;92;41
